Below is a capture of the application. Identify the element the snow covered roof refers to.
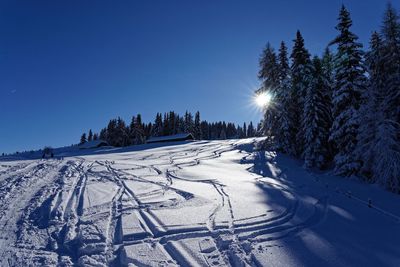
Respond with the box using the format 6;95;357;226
147;133;194;143
78;140;110;149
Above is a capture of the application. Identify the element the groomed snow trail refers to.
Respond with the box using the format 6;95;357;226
0;138;399;266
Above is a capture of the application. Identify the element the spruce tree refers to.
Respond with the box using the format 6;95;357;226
247;121;255;137
258;43;280;137
276;41;292;152
321;47;335;159
144;123;153;138
152;113;163;137
106;119;117;146
99;128;107;140
381;3;400;122
178;117;185;133
80;133;87;144
372;116;400;193
200;121;210;140
236;125;243;139
88;129;93;142
303;57;332;169
113;117;128;147
163;113;170;136
369;5;400;192
184;111;194;134
169;111;177;135
329;5;367;176
220;128;227;140
356;32;384;179
135;114;145;144
129;115;136;144
289;30;312;157
194;111;202;139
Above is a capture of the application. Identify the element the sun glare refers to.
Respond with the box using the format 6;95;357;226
255;92;272;107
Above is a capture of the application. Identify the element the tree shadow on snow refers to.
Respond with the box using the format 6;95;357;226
236;142;400;267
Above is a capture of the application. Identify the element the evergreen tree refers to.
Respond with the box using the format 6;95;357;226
99;128;107;140
226;123;237;138
152;113;163;137
129;115;136;144
372;115;400;193
88;129;93;142
178;117;185;133
194;111;202;139
256;122;263;136
220;128;227;140
381;3;400;122
129;114;145;145
200;121;210;140
258;43;280;137
321;47;335;104
366;5;400;192
106;119;117;146
303;57;332;169
113;117;128;147
321;47;335;158
289;30;312;157
169;111;177;135
80;133;87;144
247;121;255;137
356;32;384;179
329;5;367;176
93;133;98;141
162;113;170;136
236;125;244;139
184;111;194;134
135;114;145;144
144;122;153;138
275;41;292;152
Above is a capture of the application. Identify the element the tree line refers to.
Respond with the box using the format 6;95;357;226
80;111;259;147
258;4;400;193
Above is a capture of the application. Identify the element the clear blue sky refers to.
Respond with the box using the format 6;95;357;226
1;0;398;153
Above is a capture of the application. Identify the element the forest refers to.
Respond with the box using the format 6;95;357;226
79;111;258;147
257;4;400;193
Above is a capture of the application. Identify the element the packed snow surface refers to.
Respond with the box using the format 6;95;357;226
0;138;399;266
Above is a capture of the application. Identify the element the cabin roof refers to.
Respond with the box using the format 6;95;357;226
78;140;109;149
147;133;194;143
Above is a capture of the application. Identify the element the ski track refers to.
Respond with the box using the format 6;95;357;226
0;140;338;266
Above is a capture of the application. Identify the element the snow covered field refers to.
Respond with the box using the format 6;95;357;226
0;138;399;266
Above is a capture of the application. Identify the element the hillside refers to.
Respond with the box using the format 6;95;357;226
0;138;399;266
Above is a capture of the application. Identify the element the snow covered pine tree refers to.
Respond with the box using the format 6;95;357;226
329;5;367;176
290;31;312;157
303;57;332;169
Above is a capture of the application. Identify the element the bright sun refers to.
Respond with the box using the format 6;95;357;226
255;92;272;107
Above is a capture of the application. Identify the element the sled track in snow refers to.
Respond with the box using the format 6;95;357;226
0;159;67;266
110;140;328;266
0;140;329;266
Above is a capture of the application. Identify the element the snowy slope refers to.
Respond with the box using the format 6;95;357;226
0;138;399;266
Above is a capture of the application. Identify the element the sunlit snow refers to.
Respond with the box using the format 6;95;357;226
0;138;399;266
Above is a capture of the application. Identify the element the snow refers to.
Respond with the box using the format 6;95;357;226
0;138;399;266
